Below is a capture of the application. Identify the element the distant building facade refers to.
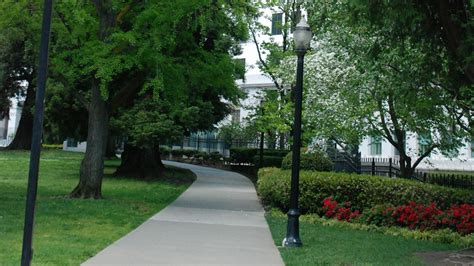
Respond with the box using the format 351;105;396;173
0;98;23;147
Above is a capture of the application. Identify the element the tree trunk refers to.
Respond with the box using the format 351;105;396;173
115;144;165;179
399;154;414;179
6;85;35;150
70;82;108;199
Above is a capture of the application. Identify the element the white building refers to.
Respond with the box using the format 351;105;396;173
232;5;473;171
231;7;287;123
360;134;474;171
0;98;23;147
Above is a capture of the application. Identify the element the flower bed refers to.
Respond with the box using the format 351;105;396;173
321;197;474;235
257;168;474;213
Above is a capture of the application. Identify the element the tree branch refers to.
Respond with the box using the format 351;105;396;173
116;0;139;25
412;144;439;170
250;26;282;91
55;10;73;35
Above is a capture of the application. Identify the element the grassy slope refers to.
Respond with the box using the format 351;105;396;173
266;212;461;266
0;150;194;265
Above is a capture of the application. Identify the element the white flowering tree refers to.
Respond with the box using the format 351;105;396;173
274;2;471;178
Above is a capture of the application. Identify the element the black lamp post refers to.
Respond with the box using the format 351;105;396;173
283;17;312;248
21;0;53;265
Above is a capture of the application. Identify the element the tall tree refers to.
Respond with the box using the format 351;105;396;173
47;0;249;197
113;0;249;178
0;1;41;149
276;1;471;177
348;0;474;132
245;0;305;148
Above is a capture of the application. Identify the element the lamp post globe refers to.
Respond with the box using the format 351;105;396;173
283;16;312;248
293;17;312;52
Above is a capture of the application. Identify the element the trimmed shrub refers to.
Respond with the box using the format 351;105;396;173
207;151;223;161
257;168;474;214
253;155;283;168
230;148;258;164
281;149;333;171
230;148;290;165
159;146;171;156
170;149;184;156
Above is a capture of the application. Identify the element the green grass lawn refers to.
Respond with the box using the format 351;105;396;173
266;212;462;265
0;150;194;265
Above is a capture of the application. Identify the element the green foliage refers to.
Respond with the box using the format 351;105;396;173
159;146;171;156
218;122;259;145
276;210;474;247
281;149;333;172
257;168;474;214
229;148;259;164
230;148;291;164
263;149;290;157
253;155;283;168
112;99;182;149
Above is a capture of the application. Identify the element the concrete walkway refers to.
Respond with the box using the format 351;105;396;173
83;161;284;266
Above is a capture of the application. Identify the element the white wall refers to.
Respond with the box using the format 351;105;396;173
360;135;474;171
63;140;87;153
0;97;23;140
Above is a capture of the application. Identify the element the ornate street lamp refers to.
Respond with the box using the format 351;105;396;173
21;0;53;265
283;17;312;248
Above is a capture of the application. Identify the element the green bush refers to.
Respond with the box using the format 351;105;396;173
159;146;171;156
257;168;474;214
207;152;223;161
230;148;258;163
281;149;333;171
263;149;290;157
253;155;283;168
230;148;290;164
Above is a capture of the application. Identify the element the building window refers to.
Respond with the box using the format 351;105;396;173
231;109;240;124
271;13;283;35
370;136;382;156
418;134;432;156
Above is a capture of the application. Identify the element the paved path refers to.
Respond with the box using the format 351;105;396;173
83;161;284;265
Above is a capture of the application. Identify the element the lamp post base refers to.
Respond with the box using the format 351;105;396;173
282;209;302;247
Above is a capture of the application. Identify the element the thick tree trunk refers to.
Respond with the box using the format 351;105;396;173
115;144;165;179
70;82;108;199
399;154;414;179
6;85;35;150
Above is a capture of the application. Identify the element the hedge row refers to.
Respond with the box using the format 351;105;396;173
230;148;290;164
281;149;333;171
257;168;474;214
253;155;284;168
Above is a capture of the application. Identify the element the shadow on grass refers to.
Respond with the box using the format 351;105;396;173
103;165;196;186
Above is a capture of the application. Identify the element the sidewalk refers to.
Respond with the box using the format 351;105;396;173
82;161;284;265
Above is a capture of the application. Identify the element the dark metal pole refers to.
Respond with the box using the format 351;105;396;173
21;1;53;265
283;50;305;247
